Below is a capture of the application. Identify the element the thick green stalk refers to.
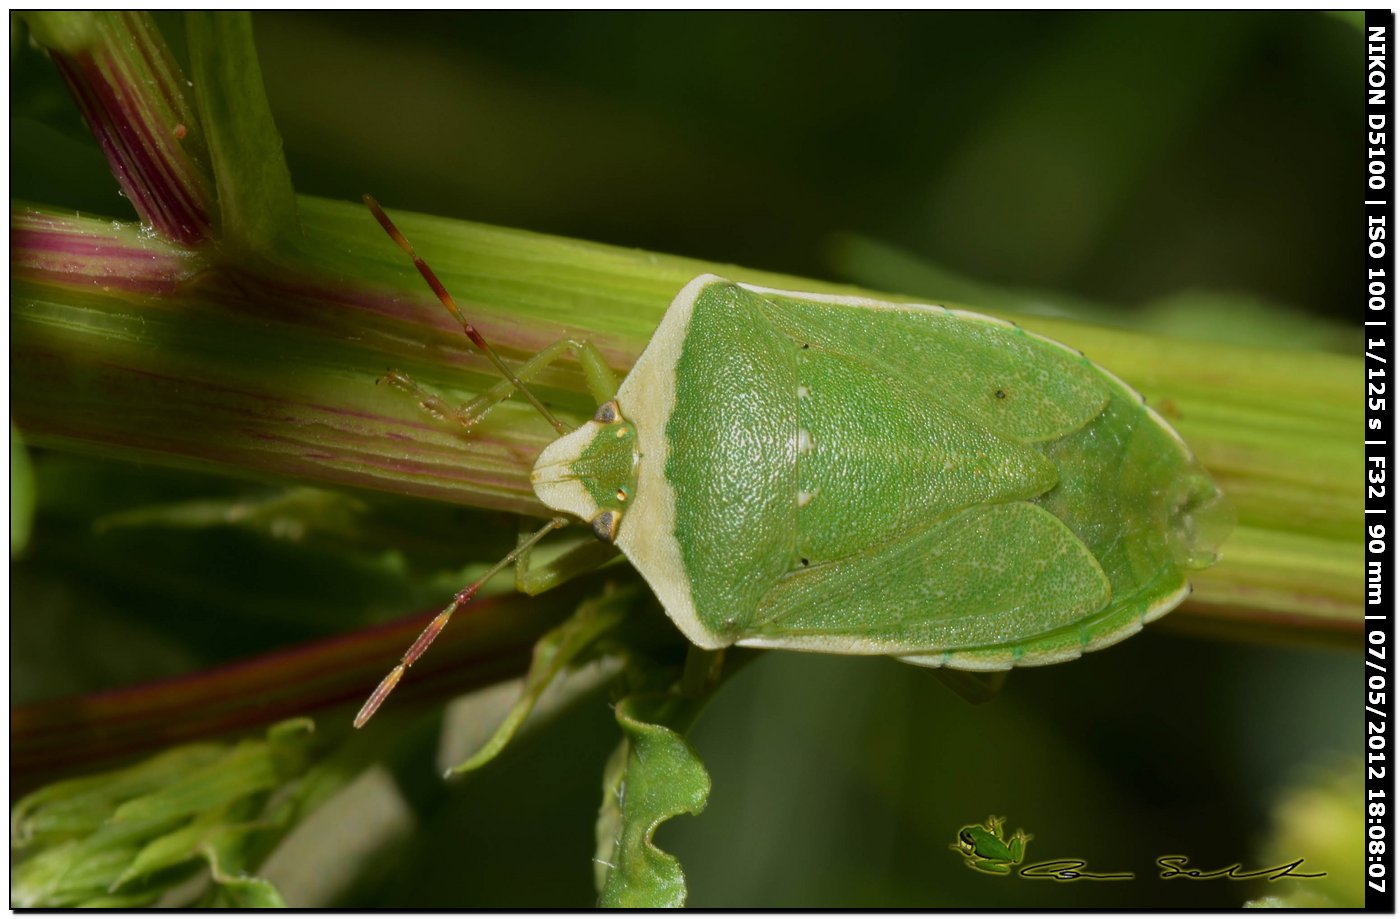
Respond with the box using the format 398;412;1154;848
12;198;1362;642
21;11;215;245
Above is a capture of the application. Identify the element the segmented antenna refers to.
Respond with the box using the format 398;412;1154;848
353;516;568;728
363;194;568;435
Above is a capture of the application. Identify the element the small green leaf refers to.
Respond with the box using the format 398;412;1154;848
12;744;225;848
198;823;288;907
113;809;228;890
266;717;317;780
200;873;286;908
12;823;176;907
111;719;311;826
11;719;314;908
596;693;710;908
112;810;297;904
113;741;279;825
449;587;633;776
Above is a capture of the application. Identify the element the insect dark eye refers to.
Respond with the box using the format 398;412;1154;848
994;389;1007;400
960;831;975;846
591;510;620;543
593;401;621;423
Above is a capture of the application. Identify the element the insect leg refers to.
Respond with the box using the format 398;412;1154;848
570;339;619;405
365;194;567;434
513;536;620;596
382;337;619;434
380;368;481;429
450;338;619;430
679;646;726;699
930;669;1008;705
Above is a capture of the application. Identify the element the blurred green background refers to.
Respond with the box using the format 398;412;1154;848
11;11;1361;907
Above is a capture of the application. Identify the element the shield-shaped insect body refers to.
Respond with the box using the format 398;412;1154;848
354;199;1229;728
532;274;1229;671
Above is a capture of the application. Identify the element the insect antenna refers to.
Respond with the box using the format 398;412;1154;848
353;515;569;728
363;194;569;435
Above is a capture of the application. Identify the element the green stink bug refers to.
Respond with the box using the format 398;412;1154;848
354;198;1229;726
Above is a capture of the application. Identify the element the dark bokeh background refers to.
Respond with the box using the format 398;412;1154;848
256;12;1359;319
11;11;1361;907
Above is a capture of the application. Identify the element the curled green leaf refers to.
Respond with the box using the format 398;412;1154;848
596;694;710;908
196;823;289;907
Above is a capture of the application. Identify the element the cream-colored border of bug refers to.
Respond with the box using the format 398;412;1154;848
610;274;719;649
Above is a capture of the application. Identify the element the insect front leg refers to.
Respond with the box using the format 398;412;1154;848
385;337;619;433
381;368;480;429
512;527;620;596
563;337;620;406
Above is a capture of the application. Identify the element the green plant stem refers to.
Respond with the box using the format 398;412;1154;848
21;12;215;245
12;199;1361;643
185;12;299;261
